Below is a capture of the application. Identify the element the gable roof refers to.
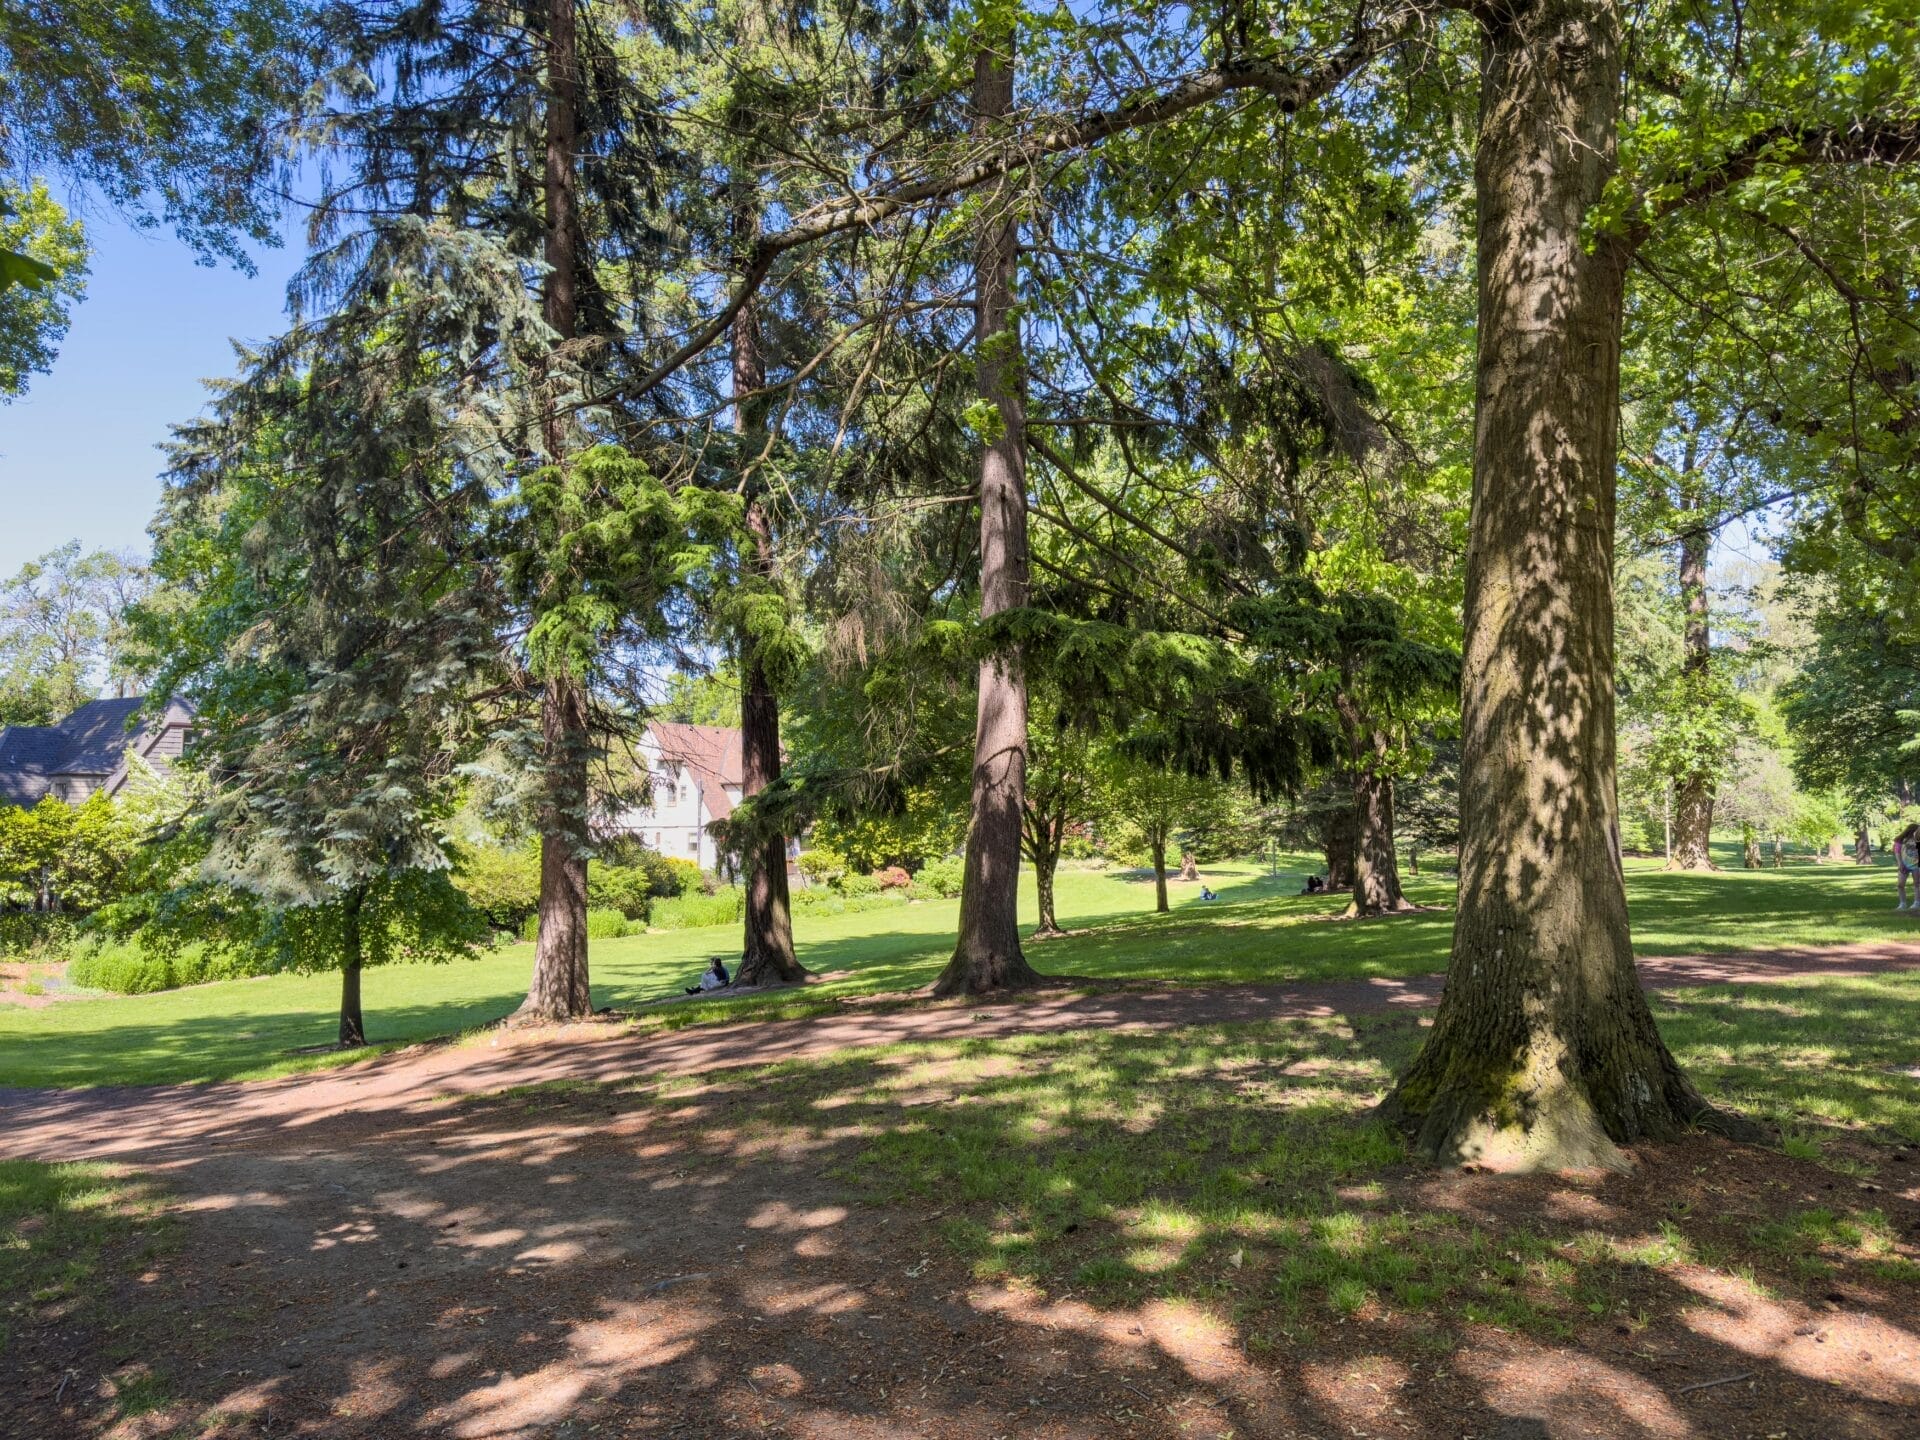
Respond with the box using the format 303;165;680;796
646;721;744;822
0;696;192;806
0;726;68;806
51;698;150;776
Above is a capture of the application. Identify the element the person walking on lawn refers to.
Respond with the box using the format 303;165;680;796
1895;825;1919;911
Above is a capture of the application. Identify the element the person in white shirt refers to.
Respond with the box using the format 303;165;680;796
685;956;731;994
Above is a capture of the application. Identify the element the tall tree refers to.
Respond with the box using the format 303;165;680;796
934;23;1047;996
0;542;153;724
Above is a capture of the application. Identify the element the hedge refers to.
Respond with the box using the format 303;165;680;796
66;941;266;995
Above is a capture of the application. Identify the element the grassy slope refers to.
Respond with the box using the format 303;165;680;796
3;845;1917;1089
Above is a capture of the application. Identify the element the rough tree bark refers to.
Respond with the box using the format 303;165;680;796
338;885;367;1048
517;0;595;1023
730;183;805;989
1322;801;1357;892
1150;833;1170;914
1337;692;1412;916
1023;809;1065;936
933;30;1046;996
1381;0;1743;1169
1668;488;1715;870
1855;826;1873;864
1177;851;1200;882
522;675;595;1020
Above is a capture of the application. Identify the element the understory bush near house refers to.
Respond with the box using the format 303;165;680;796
911;855;965;899
650;887;745;930
66;940;270;995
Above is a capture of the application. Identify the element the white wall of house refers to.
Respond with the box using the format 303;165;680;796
602;731;735;873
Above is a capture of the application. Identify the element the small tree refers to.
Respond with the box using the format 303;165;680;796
1094;746;1239;915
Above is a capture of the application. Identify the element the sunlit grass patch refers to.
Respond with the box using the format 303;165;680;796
0;1160;169;1351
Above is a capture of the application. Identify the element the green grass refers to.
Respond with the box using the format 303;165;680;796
0;1160;168;1353
3;843;1917;1089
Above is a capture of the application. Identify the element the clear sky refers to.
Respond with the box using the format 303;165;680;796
0;211;303;578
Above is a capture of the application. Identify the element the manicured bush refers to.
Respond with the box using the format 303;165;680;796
834;872;882;898
873;866;912;890
66;940;266;995
912;855;965;899
650;888;745;930
586;907;632;939
789;889;906;918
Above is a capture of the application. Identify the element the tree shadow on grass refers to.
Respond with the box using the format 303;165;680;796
10;981;1919;1440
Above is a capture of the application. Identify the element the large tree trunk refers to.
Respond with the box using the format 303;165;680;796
338;885;367;1048
1667;503;1715;870
1151;834;1170;914
1382;0;1733;1170
730;196;805;990
1855;826;1873;864
521;676;594;1021
1322;801;1357;892
1349;766;1412;916
1337;694;1411;917
518;0;594;1022
1826;833;1845;863
933;32;1045;997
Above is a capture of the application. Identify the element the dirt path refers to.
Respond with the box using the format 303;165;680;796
4;941;1918;1168
6;942;1919;1440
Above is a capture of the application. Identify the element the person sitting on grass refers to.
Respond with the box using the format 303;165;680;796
1897;825;1919;911
685;956;731;995
1199;884;1218;901
1300;873;1326;895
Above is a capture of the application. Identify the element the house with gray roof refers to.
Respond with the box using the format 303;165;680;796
0;696;195;808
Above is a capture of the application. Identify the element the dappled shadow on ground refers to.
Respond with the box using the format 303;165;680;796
7;983;1920;1439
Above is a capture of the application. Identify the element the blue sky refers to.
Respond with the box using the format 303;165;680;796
0;212;303;577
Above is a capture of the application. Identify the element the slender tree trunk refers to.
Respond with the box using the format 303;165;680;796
518;0;595;1022
1855;826;1873;864
1029;820;1062;936
730;194;804;989
933;30;1044;996
1772;837;1783;867
338;886;367;1048
1742;827;1761;869
1151;834;1169;914
521;676;594;1020
1382;0;1738;1169
1668;501;1715;870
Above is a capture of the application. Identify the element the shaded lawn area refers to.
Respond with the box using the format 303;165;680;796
3;852;1917;1090
3;971;1916;1438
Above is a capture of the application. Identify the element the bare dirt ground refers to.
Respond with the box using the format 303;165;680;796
4;944;1920;1440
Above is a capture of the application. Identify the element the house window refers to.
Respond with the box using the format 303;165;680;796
687;830;701;854
663;782;678;805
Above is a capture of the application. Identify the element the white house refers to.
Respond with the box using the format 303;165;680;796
603;721;746;874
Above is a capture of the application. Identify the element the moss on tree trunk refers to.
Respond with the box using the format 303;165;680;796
1381;0;1750;1170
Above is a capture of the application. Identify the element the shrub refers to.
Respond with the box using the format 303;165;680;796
790;888;906;918
651;888;745;930
66;940;268;995
0;912;81;962
912;855;965;899
873;866;912;890
587;863;653;922
662;857;706;897
456;843;542;929
586;907;632;939
834;871;882;897
795;846;847;885
520;907;639;942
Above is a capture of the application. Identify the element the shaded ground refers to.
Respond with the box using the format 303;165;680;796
4;946;1919;1439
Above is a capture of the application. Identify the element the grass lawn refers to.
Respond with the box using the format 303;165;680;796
2;844;1917;1090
